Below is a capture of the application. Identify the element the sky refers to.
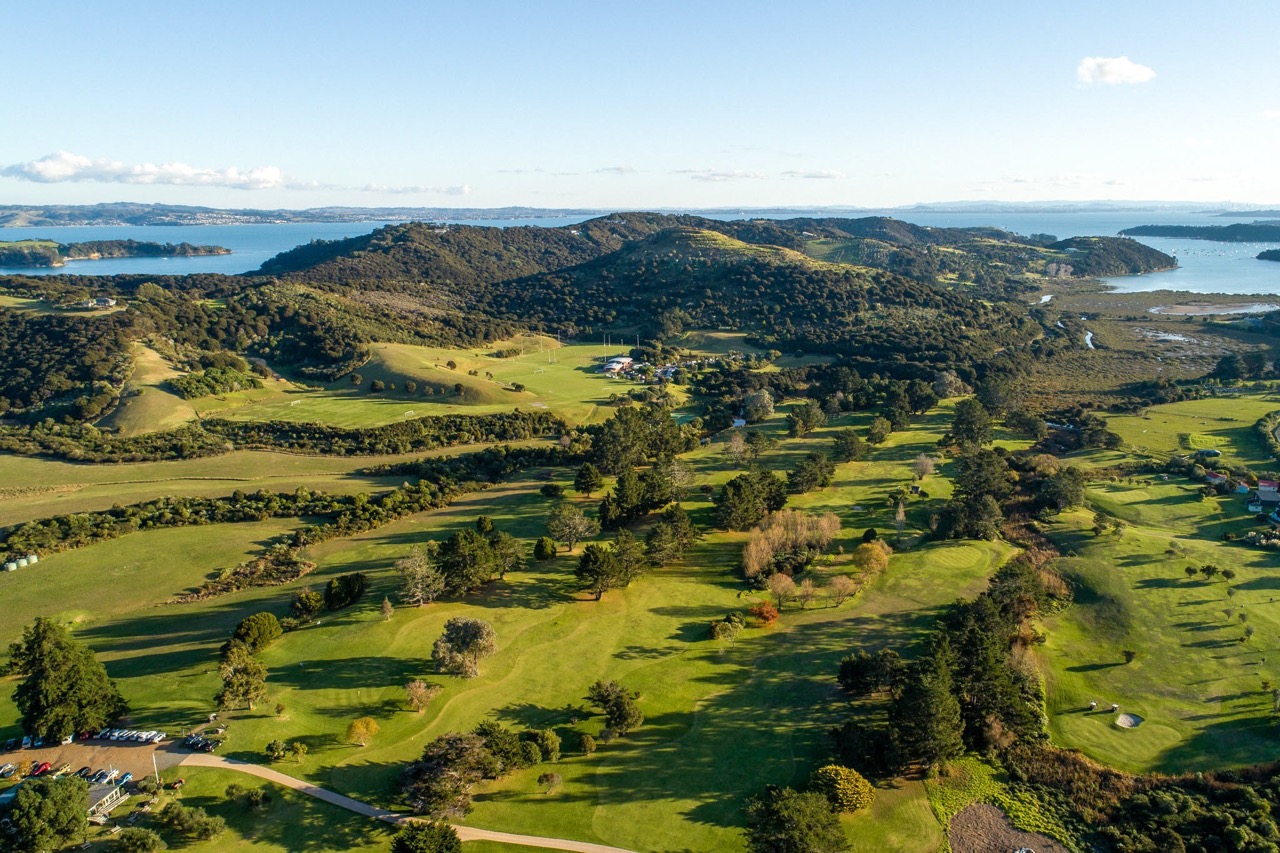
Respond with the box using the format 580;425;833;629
4;0;1279;209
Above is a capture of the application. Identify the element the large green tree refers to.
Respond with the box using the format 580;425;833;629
745;787;848;853
890;636;964;767
216;641;268;710
392;821;462;853
8;617;126;738
950;397;992;446
11;776;90;853
432;617;497;678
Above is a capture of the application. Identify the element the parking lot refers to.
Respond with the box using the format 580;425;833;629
1;737;189;782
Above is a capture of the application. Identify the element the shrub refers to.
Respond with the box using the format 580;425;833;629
749;600;779;626
810;764;875;812
325;573;368;610
579;733;597;754
232;612;282;654
533;536;557;561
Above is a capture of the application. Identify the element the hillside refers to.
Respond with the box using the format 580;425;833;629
1046;236;1177;276
1259;249;1280;262
0;238;229;268
1121;221;1280;242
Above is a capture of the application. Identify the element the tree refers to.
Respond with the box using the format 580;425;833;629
324;572;368;610
232;612;282;653
117;827;167;852
433;617;497;677
533;535;557;561
645;522;682;566
537;772;563;793
346;716;380;747
1039;466;1088;512
867;416;892;445
546;503;600;551
11;776;89;853
540;483;564;499
851;541;890;574
382;596;395;620
397;545;447;606
745;430;778;461
579;733;597;754
745;787;848;853
912;453;936;481
742;389;776;423
291;741;308;763
576;543;623;600
401;732;501;819
715;470;786;531
291;587;325;621
727;430;748;466
797;578;818;609
217;642;268;710
266;739;287;761
788;451;836;494
612;529;648;587
1185;565;1199;580
574;463;604;496
810;765;874;812
406;679;443;713
787;401;828;437
8;617;126;739
950;397;992;446
437;529;498;594
890;637;964;767
768;573;797;609
829;575;857;606
586;680;644;735
831;429;866;462
391;821;462;853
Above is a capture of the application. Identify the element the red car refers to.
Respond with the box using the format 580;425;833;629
34;761;52;775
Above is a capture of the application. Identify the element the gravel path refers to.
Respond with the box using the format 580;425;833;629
181;752;637;852
949;802;1070;853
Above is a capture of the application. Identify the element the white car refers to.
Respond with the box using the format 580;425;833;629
104;768;119;782
149;732;165;744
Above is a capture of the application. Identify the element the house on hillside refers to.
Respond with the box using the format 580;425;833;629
1259;479;1279;493
1249;490;1280;514
602;356;633;375
1205;472;1228;486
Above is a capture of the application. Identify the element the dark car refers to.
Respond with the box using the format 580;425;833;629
91;769;109;784
76;766;92;778
1;739;15;751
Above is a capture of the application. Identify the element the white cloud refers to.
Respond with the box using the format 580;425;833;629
1264;109;1280;120
1;150;470;195
1;150;286;189
781;169;846;180
1076;56;1157;85
674;169;766;182
594;165;637;175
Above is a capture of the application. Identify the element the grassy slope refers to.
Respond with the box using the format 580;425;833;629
0;446;494;528
215;340;632;428
1041;395;1280;774
0;403;1010;851
97;343;198;436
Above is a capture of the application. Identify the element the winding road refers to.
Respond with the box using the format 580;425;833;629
180;753;637;852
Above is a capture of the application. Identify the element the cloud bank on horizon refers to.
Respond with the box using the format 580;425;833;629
0;151;470;196
1076;56;1157;85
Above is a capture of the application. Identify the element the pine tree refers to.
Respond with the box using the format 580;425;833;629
890;635;963;767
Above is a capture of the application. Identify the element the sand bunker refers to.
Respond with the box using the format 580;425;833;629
1115;713;1144;728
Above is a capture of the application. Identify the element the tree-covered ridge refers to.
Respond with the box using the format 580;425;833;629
1259;249;1280;262
1045;236;1177;276
478;227;1040;374
1121;221;1280;242
0;239;228;268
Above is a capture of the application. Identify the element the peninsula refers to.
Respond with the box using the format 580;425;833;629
0;238;230;268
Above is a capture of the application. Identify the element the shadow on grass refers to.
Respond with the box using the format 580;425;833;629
1065;661;1125;673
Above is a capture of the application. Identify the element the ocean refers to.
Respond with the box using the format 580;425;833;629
2;211;1278;294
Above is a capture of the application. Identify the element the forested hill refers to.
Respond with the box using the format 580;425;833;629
475;227;1040;372
1256;249;1280;262
258;212;1173;290
0;239;229;268
1121;222;1280;242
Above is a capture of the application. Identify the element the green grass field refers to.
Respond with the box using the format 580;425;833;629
0;400;1015;851
97;343;199;436
1104;395;1280;469
1041;465;1280;773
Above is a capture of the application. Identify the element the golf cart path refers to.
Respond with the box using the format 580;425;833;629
181;753;637;852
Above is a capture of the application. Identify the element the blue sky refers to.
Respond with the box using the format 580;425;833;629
4;0;1278;208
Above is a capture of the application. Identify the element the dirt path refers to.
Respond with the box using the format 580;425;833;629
949;802;1070;853
181;753;637;852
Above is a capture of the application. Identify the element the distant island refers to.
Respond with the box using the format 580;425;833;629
0;238;230;268
1260;249;1280;262
1120;222;1280;242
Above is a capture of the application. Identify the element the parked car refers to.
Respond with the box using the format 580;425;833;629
96;729;111;739
119;772;133;785
150;732;166;743
20;737;32;749
91;770;109;784
76;766;92;778
28;761;41;775
0;763;14;778
31;737;43;748
34;761;52;775
2;739;16;751
54;763;72;776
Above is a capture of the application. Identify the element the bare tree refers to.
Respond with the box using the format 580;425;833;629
396;545;445;607
727;431;748;467
797;578;818;609
767;573;797;610
913;453;936;481
829;575;857;606
405;679;443;713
